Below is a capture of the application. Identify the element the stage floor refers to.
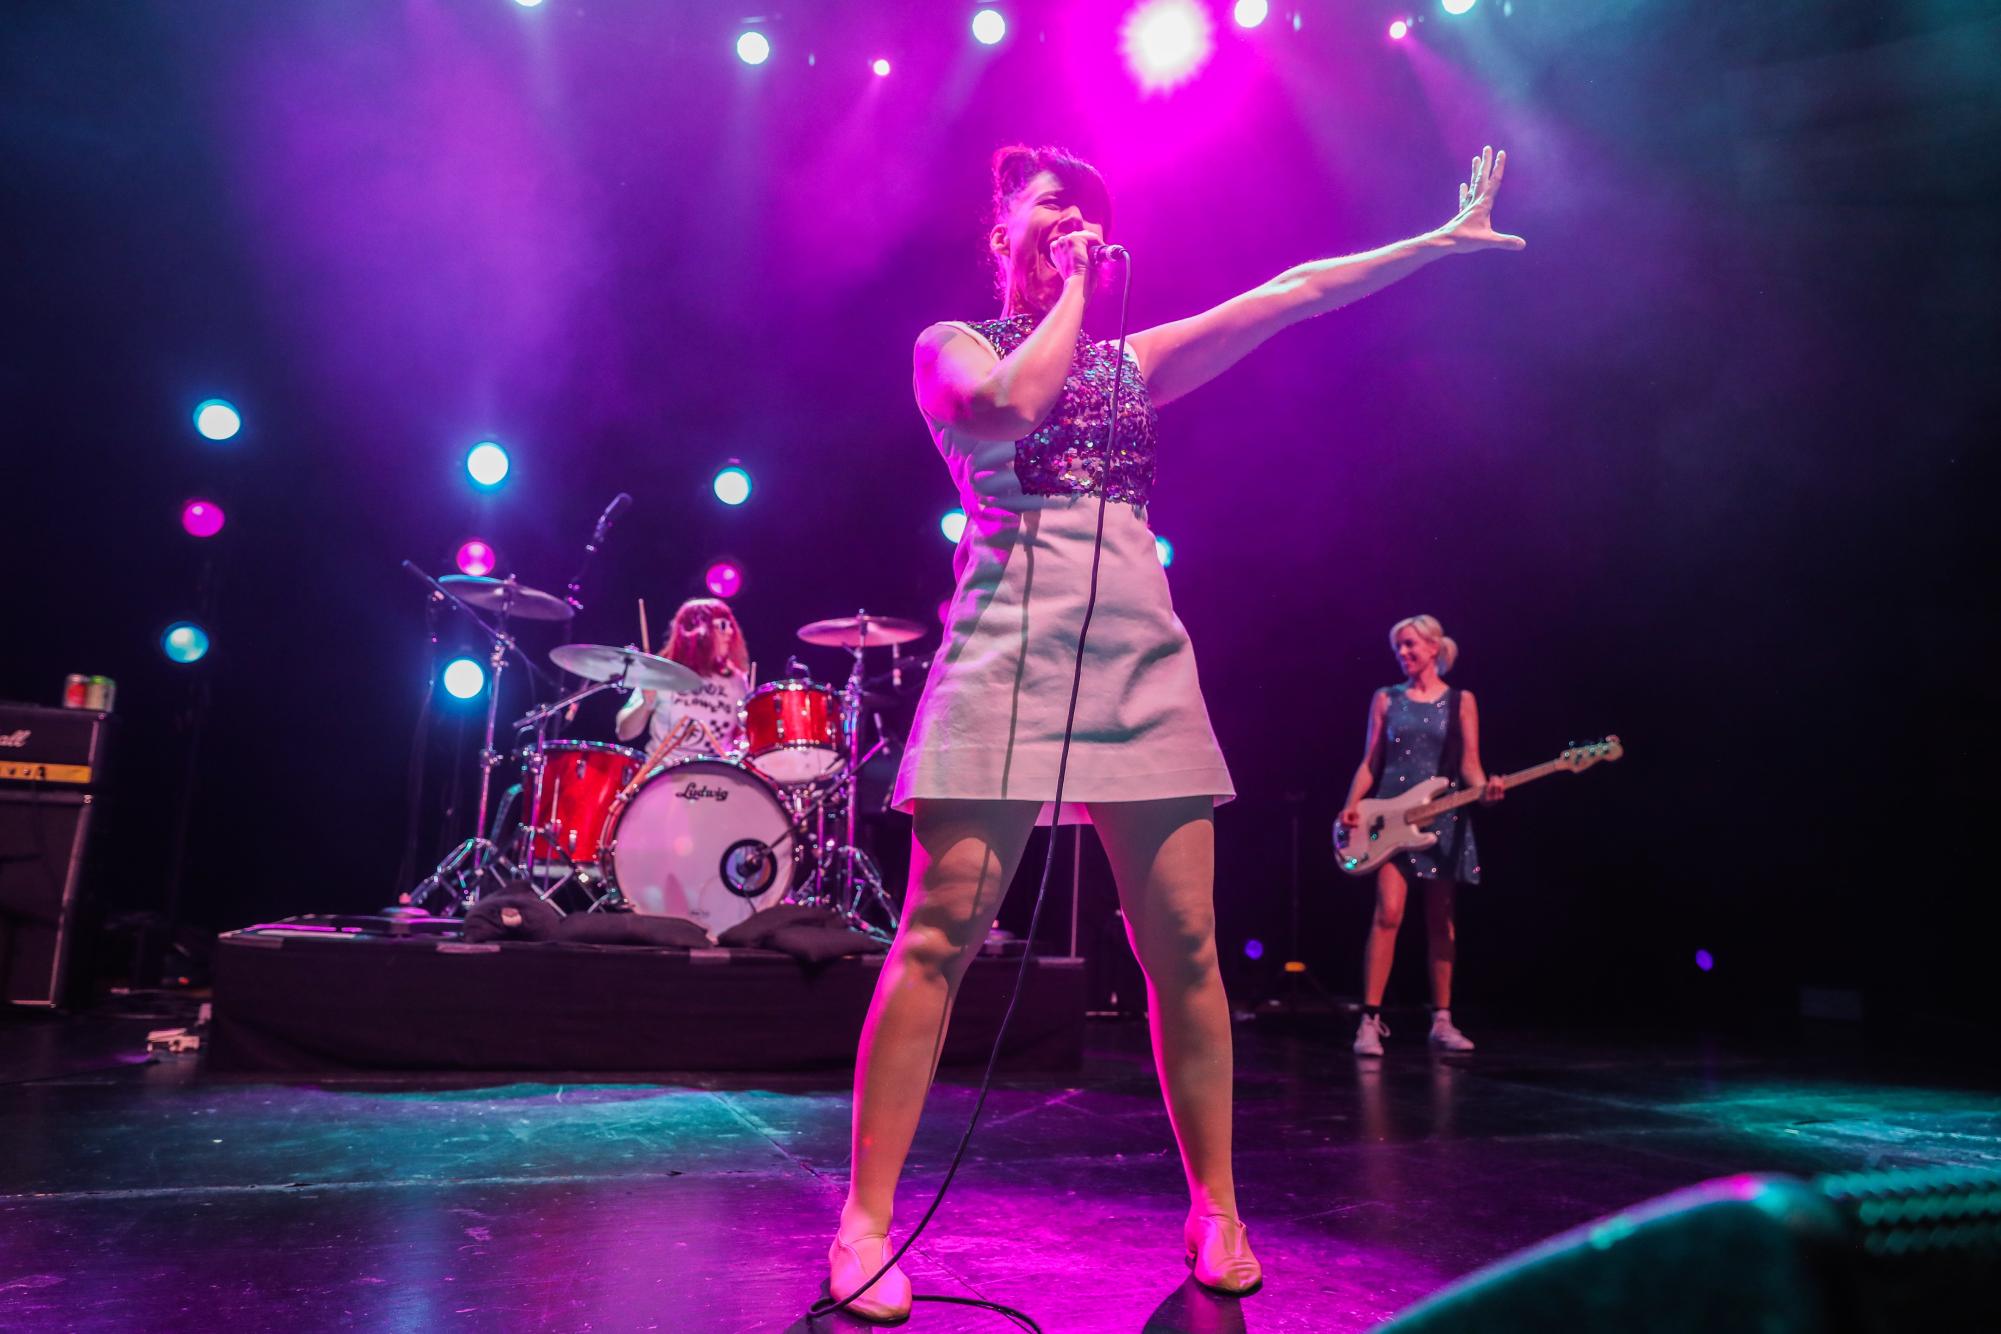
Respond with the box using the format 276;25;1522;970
2;1009;1997;1332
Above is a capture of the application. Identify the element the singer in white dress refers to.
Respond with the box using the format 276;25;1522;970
826;143;1527;1321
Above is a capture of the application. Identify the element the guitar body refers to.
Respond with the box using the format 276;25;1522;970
1334;777;1454;877
1330;736;1623;878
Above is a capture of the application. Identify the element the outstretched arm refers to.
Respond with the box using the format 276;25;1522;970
1129;146;1525;408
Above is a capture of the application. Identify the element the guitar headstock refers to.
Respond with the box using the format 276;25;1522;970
1557;735;1623;772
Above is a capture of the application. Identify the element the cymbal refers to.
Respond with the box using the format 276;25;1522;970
549;642;703;693
797;613;927;649
439;575;574;622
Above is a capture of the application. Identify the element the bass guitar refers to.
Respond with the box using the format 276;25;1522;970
1334;736;1623;876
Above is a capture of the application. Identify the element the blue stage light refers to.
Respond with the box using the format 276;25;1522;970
162;621;211;664
194;399;241;441
466;442;510;488
443;657;487;700
1441;0;1477;15
1155;535;1175;567
713;465;753;506
940;509;967;542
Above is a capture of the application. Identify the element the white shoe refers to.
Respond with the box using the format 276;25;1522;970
1352;1013;1388;1056
1428;1010;1475;1052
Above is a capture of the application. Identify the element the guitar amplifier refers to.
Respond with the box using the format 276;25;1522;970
1;702;111;1006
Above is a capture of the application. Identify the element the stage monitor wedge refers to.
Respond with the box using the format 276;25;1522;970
1381;1166;2001;1334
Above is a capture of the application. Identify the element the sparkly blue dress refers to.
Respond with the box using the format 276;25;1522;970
892;313;1234;824
1373;686;1480;884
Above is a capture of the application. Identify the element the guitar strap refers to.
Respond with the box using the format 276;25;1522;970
1440;686;1464;784
1438;686;1470;868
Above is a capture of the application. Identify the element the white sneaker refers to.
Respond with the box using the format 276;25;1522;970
1428;1010;1475;1052
1352;1013;1388;1056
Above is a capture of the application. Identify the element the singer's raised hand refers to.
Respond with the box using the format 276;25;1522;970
1441;145;1525;253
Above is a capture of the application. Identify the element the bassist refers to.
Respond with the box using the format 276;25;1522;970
1338;615;1503;1055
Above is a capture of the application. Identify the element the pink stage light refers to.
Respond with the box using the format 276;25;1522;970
1233;0;1269;28
872;57;891;77
705;560;743;598
456;539;497;577
1389;18;1410;39
180;499;225;539
1122;0;1215;94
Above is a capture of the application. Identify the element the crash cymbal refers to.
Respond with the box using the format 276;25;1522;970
549;642;703;693
796;613;927;649
438;575;574;622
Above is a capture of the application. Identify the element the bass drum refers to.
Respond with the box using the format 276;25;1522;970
601;757;798;936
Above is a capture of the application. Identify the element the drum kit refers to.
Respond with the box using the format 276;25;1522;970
405;570;927;940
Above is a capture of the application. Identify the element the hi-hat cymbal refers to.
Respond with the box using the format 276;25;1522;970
550;642;703;693
439;575;574;622
797;613;927;649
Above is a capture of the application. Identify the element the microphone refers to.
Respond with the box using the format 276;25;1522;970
592;492;633;541
1050;237;1129;267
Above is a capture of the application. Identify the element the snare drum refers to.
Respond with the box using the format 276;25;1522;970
741;679;846;785
601;757;798;935
525;741;643;864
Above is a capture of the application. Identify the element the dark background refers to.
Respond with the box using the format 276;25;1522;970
5;0;1995;1028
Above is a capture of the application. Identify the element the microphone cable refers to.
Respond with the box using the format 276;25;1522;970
808;258;1137;1331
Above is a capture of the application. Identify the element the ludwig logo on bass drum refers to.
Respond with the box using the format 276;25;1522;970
678;783;731;803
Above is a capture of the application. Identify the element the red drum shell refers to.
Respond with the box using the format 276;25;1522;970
527;741;643;864
740;680;845;784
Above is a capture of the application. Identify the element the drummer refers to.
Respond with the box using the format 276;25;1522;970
614;598;752;760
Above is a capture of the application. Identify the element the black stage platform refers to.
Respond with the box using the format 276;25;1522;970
209;926;1086;1075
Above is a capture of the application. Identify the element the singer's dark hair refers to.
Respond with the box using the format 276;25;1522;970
988;144;1113;296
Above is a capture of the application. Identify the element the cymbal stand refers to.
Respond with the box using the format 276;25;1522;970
798;615;900;938
408;611;519;914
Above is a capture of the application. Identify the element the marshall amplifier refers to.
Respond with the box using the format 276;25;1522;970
1;702;111;1006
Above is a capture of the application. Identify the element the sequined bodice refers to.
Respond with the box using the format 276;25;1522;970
966;314;1159;505
1378;687;1453;799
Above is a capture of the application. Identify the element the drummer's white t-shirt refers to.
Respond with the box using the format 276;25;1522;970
630;670;748;760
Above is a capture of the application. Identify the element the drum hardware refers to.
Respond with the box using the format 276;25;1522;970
505;642;704;908
404;567;922;941
437;574;577;623
600;756;801;936
402;568;573;916
547;642;703;694
778;609;929;940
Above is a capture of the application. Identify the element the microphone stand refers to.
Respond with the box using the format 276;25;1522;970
565;493;631;618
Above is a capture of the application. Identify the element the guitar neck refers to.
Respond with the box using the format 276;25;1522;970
1410;757;1569;822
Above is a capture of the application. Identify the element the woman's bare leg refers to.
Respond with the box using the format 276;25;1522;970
1088;797;1238;1220
1362;861;1409;1007
839;798;1038;1237
1422;878;1456;1010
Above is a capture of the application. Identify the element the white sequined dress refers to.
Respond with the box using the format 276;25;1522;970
891;314;1234;826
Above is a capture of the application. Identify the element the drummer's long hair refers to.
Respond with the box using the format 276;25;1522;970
662;598;751;678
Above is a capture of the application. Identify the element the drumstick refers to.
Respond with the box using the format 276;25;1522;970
620;725;684;801
638;598;650;652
